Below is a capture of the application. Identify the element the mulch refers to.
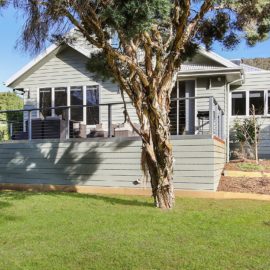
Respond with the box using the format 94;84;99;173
218;176;270;195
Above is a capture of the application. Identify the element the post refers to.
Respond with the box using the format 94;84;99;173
65;107;70;139
9;123;13;140
209;97;214;135
215;103;219;136
221;112;224;140
108;104;112;138
28;110;32;142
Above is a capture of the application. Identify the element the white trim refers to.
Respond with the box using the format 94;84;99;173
67;86;71;120
230;89;269;118
5;44;58;87
52;87;55;116
83;85;87;125
5;34;244;89
198;47;239;68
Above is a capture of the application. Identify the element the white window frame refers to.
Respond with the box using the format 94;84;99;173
37;85;100;124
86;85;101;127
230;89;269;118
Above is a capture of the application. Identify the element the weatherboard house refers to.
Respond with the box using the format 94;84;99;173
2;32;270;192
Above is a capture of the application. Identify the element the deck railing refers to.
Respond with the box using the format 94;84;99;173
0;96;224;142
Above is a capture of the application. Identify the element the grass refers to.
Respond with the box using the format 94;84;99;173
1;191;270;270
237;162;264;171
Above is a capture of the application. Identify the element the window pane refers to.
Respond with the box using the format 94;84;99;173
70;86;83;121
39;88;52;118
86;86;99;125
55;87;67;117
232;92;246;116
268;91;270;114
249;91;264;115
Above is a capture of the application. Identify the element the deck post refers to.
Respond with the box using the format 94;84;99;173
209;97;214;136
65;107;70;139
9;123;13;140
28;111;32;142
215;103;219;136
221;112;224;140
108;104;112;138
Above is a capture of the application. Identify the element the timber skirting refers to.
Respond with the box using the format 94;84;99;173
0;183;270;201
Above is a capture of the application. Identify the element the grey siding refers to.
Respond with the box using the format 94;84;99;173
195;77;226;134
229;72;270;158
12;46;137;126
0;136;225;191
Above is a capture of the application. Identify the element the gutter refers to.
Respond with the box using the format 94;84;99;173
225;72;245;162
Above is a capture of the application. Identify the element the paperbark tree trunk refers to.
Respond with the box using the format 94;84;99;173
129;84;175;209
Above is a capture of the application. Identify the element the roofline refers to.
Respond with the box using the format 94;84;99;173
198;48;239;68
5;44;59;87
5;37;241;87
178;67;243;75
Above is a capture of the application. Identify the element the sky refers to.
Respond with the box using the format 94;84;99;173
0;6;270;92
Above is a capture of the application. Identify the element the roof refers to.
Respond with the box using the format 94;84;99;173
240;63;268;73
5;31;245;87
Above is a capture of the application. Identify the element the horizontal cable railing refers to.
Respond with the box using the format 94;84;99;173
0;96;224;142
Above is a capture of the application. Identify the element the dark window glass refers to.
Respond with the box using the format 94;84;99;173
249;91;264;115
86;86;99;125
39;88;52;118
70;86;83;121
232;92;246;116
55;87;67;118
268;91;270;114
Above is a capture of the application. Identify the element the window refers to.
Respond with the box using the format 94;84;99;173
55;87;67;118
249;91;264;115
39;88;52;118
268;91;270;114
231;92;246;116
70;86;83;121
86;86;99;125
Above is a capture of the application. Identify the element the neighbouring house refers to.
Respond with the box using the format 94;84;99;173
1;31;270;192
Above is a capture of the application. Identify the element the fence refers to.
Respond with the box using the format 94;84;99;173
0;96;224;142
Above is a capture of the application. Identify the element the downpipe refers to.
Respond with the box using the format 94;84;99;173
225;74;245;162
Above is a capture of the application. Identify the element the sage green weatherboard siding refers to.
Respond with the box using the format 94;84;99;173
229;72;270;158
11;46;227;131
13;46;137;124
0;136;225;191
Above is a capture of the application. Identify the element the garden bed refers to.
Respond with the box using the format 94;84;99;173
225;159;270;172
218;176;270;195
219;160;270;194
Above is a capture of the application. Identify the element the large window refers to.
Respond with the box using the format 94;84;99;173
249;91;264;115
231;92;246;116
70;86;83;121
39;88;52;118
55;87;67;117
86;86;99;125
38;85;100;124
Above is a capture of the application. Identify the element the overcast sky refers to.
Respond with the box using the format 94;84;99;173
1;5;270;92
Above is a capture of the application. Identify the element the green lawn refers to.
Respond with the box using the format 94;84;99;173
1;192;270;270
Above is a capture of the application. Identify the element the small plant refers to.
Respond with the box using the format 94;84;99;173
237;163;263;171
232;106;261;163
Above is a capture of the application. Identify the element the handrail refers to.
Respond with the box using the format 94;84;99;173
0;95;225;141
0;96;224;115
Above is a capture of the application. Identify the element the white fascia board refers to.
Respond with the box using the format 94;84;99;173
178;67;243;75
5;43;59;87
198;47;239;68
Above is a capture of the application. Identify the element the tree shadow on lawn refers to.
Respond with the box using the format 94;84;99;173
0;190;154;208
